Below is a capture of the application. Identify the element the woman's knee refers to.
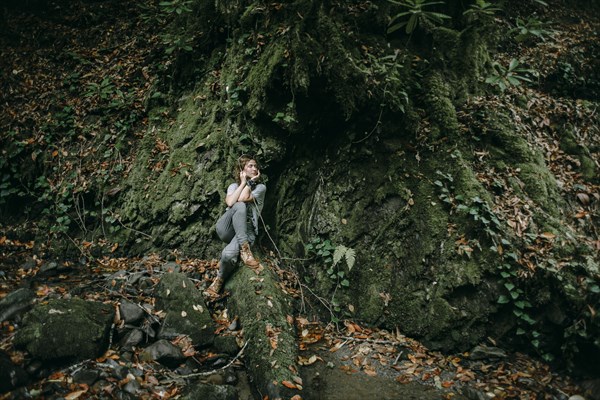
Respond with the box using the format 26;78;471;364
231;202;246;212
222;243;240;262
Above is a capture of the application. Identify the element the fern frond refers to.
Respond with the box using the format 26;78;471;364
345;248;356;271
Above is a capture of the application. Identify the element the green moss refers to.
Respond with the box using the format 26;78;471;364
424;72;460;139
559;126;597;180
518;163;561;217
228;265;297;397
14;298;113;361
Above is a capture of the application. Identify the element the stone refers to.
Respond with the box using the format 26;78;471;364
0;288;35;322
122;378;142;395
468;345;507;360
214;335;240;356
72;369;100;386
38;261;58;274
119;329;144;351
13;298;114;361
180;383;239;400
161;261;180;272
21;258;36;270
140;339;185;368
155;272;215;347
119;301;145;325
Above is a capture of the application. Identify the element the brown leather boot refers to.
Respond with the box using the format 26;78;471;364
240;242;259;267
204;277;223;298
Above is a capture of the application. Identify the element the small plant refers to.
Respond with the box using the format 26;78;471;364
305;237;357;319
85;77;117;100
161;33;194;54
272;102;297;125
485;59;536;92
333;245;356;273
512;17;554;42
361;51;409;113
463;0;502;22
159;0;192;15
387;0;451;35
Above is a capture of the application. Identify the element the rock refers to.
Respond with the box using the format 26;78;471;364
180;383;239;400
21;258;36;270
0;350;29;393
581;378;600;400
224;370;238;385
72;369;100;386
460;386;489;400
38;261;58;274
468;345;507;360
140;339;185;368
107;270;128;290
13;298;114;361
140;322;156;339
214;335;240;356
0;287;35;322
202;373;224;385
119;301;145;325
161;261;180;272
119;329;144;351
127;271;147;285
228;318;239;331
110;364;129;380
122;376;142;395
155;272;215;347
25;360;42;377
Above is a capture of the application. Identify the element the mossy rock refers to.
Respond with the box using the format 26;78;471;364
155;272;216;347
14;298;114;361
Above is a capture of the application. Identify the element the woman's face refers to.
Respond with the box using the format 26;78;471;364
243;160;259;178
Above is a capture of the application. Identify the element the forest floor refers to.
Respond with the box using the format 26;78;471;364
1;0;599;399
0;241;590;399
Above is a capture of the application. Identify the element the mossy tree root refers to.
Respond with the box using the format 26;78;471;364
227;262;300;399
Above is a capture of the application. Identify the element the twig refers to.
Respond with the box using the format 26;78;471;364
160;340;249;384
64;232;88;259
300;282;336;323
340;336;404;346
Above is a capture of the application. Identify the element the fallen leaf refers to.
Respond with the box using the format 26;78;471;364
65;389;87;400
282;380;297;389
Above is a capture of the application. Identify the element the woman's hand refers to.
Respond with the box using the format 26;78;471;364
239;170;247;185
251;169;261;182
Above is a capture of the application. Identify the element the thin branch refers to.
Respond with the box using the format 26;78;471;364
160;340;249;384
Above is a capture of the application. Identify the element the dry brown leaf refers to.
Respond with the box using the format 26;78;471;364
64;389;87;400
282;380;297;389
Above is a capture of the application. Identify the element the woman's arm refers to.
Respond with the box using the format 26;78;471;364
225;171;255;206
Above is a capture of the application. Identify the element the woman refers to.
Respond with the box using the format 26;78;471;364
204;155;266;297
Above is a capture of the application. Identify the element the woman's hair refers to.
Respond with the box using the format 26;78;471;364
233;155;257;183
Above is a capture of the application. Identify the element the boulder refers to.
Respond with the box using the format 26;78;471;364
155;272;215;347
14;298;114;361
